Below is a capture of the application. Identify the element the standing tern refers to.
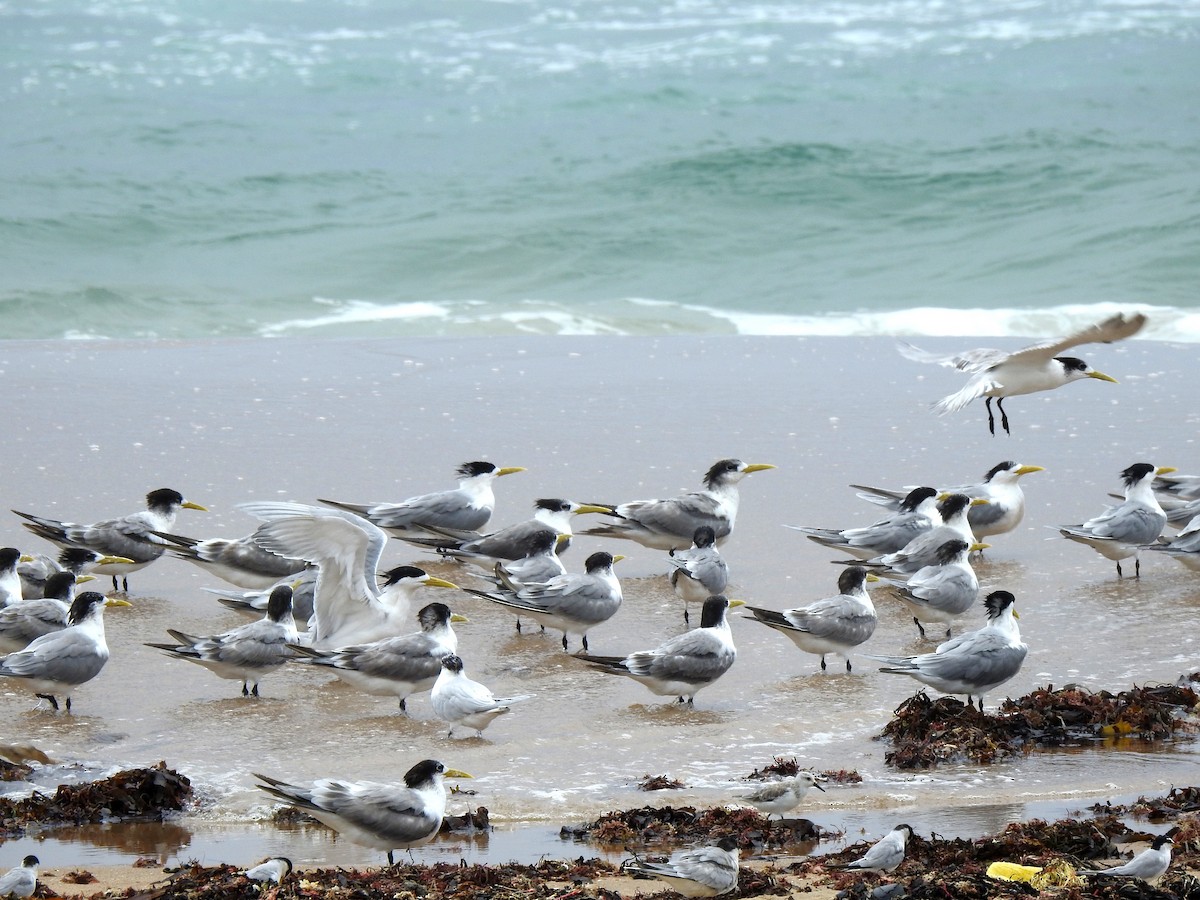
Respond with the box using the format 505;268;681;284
737;771;825;820
1058;463;1175;577
744;567;878;673
430;654;528;738
13;488;207;591
0;855;38;898
829;824;914;874
885;538;979;639
288;602;467;712
150;529;308;590
846;493;986;576
17;547;133;599
253;759;472;865
898;310;1146;434
210;569;318;622
667;526;730;623
623;836;740;897
0;590;130;711
318;461;526;537
0;571;91;653
1148;512;1200;572
0;548;25;607
790;486;940;559
577;595;743;706
146;584;298;697
1079;833;1174;882
465;551;623;652
869;589;1028;710
583;459;776;551
244;857;293;884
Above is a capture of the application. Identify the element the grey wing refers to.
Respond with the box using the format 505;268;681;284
1;628;107;683
197;538;306;577
844;512;931;553
668;549;729;594
349;635;441;680
519;576;619;625
787;597;877;645
466;520;553;558
377;489;488;531
897;341;1009;373
206;621;295;666
856;833;905;870
626;631;733;683
1088;504;1166;543
920;632;1028;684
672;847;738;892
1011;311;1147;361
76;514;162;560
622;493;726;539
313;780;437;843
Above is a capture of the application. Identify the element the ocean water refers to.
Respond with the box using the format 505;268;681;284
3;0;1199;341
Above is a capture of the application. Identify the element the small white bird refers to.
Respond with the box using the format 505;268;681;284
886;538;979;639
254;759;472;865
430;654;527;738
0;590;130;711
577;595;744;706
1059;463;1175;577
869;590;1028;710
792;486;941;559
829;824;915;874
898;310;1145;435
1079;833;1174;882
244;856;293;883
738;771;826;820
146;584;298;697
583;459;776;551
744;567;878;673
13;488;207;591
667;526;730;623
623;836;741;897
319;461;527;536
0;854;39;898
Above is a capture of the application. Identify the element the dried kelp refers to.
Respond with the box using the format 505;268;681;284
562;803;821;848
638;774;686;791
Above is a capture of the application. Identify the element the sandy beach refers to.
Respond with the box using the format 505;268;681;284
1;334;1197;883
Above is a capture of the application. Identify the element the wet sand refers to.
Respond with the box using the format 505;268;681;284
1;334;1197;877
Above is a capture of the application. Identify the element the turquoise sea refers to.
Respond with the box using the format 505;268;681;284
3;0;1199;341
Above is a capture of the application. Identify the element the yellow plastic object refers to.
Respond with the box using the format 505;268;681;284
986;862;1042;882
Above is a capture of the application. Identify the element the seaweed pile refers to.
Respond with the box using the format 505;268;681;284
879;680;1200;769
561;803;821;848
0;762;192;837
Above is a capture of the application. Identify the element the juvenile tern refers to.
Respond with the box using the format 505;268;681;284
13;488;207;591
464;551;623;651
318;461;526;536
869;589;1027;709
738;772;825;820
790;486;940;559
577;595;743;705
1058;463;1175;577
829;824;914;874
405;498;609;563
898;310;1146;434
1079;833;1174;882
848;493;985;575
253;759;472;865
17;547;133;599
430;654;528;738
583;459;776;551
147;584;298;697
0;571;90;653
289;602;467;712
667;526;730;622
0;855;38;898
0;548;24;607
622;836;740;897
0;590;130;711
150;529;308;590
886;538;979;639
744;567;878;673
244;857;293;884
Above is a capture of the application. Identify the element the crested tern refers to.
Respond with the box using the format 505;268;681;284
847;493;985;575
0;548;25;607
898;310;1146;434
829;824;914;874
577;595;743;705
244;857;293;884
744;567;878;673
886;538;979;639
13;488;207;591
790;486;940;559
210;568;318;623
464;551;623;652
0;571;91;653
869;589;1028;709
623;836;740;897
0;590;131;711
738;771;825;820
318;461;526;536
253;759;472;865
583;459;776;551
17;546;133;599
430;653;528;738
146;584;298;697
0;855;38;898
667;526;730;623
1079;833;1174;882
1148;512;1200;572
150;528;308;590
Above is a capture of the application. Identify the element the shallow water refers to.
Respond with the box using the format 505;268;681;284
1;335;1197;869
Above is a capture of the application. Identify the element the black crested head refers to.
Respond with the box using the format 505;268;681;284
417;602;453;630
899;487;938;511
698;595;731;628
22;855;39;867
895;824;914;839
715;836;740;853
524;529;558;554
937;493;972;520
838;566;869;594
66;591;106;625
534;498;571;513
0;547;21;569
983;590;1015;619
380;565;427;586
692;525;717;548
584;551;616;572
704;459;744;488
1121;462;1157;488
266;584;293;621
146;488;185;510
403;759;446;789
1055;356;1090;373
1151;834;1175;850
43;571;78;600
59;546;100;570
457;461;498;479
439;653;464;673
935;539;969;565
984;461;1016;481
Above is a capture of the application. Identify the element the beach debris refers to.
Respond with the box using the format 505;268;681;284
0;743;53;768
743;755;861;785
638;774;686;791
441;805;490;832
